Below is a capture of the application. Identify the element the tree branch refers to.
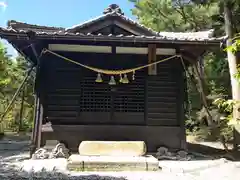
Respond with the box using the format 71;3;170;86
146;1;177;30
175;0;188;24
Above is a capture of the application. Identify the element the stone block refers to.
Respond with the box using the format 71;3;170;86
78;141;146;156
82;156;146;171
67;154;160;172
67;155;84;171
145;155;159;171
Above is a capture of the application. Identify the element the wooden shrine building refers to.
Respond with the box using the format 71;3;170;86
0;4;223;153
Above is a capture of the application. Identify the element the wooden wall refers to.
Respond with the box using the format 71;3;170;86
146;57;183;126
40;52;184;126
41;125;183;152
41;52;147;125
39;51;186;151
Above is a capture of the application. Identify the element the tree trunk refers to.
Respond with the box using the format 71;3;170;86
224;1;240;150
193;63;214;127
224;1;240;121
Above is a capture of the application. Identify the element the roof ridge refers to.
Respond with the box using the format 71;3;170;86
65;11;159;36
158;29;215;38
7;20;65;30
5;5;215;39
65;12;115;31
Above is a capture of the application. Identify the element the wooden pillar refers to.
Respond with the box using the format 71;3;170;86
30;61;43;156
30;96;39;156
148;44;157;75
36;101;43;149
31;95;44;155
179;64;187;150
19;87;25;132
146;44;157;125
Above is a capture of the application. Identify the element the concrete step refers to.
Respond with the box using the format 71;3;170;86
67;155;160;172
79;141;146;156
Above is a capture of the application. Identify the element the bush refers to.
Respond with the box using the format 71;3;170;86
186;102;234;142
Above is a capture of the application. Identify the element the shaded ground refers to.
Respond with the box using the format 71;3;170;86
187;135;240;161
0;133;240;179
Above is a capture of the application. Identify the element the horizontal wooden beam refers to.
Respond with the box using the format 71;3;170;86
116;47;147;54
48;44;176;55
48;44;112;53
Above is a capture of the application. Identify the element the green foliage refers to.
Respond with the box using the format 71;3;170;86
214;33;240;128
130;0;219;31
129;0;235;141
224;37;240;53
204;52;230;96
0;42;34;133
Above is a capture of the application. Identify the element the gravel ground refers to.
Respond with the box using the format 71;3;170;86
0;135;240;180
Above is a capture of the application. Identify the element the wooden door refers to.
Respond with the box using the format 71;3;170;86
78;75;111;124
111;72;146;125
78;58;146;125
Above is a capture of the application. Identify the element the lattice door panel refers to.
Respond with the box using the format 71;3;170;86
77;54;147;124
113;71;145;113
79;76;111;112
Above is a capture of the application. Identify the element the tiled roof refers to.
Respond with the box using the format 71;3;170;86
0;4;224;43
7;20;64;32
158;30;215;40
0;27;225;43
65;11;158;35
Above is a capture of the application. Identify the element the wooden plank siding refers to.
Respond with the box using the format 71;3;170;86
146;57;182;126
41;52;147;125
40;52;183;127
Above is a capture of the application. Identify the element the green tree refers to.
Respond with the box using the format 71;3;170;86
130;0;219;32
223;1;240;125
0;43;34;133
129;0;235;142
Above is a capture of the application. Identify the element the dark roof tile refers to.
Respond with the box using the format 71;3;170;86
0;8;225;44
3;4;218;42
7;20;64;32
0;26;226;42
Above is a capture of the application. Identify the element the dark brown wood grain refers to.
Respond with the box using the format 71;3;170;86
41;125;183;152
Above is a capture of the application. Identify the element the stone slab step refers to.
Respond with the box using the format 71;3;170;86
67;155;159;172
79;141;146;156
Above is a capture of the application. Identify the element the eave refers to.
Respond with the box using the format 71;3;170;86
0;30;224;46
0;24;224;66
7;20;64;32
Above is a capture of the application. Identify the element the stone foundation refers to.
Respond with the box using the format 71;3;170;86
41;125;185;152
67;155;160;172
